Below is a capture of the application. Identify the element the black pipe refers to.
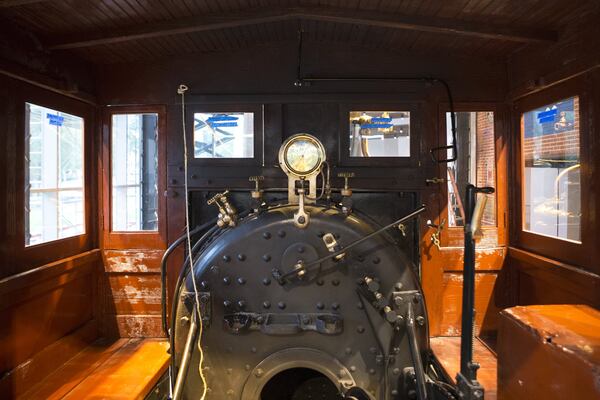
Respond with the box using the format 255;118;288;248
460;184;494;380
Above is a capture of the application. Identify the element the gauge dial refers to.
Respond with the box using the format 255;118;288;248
280;134;325;178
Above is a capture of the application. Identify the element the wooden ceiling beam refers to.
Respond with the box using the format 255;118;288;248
0;0;50;7
46;6;558;50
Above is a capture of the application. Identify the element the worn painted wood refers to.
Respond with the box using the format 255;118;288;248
102;249;164;273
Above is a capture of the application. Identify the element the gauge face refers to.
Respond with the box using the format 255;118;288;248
280;134;325;177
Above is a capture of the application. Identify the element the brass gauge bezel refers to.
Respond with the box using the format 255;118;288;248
278;133;326;179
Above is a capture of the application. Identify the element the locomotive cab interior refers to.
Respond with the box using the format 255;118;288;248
1;2;600;400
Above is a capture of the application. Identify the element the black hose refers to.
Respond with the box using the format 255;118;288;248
160;220;217;338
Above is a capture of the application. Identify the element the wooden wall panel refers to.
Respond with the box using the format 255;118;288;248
99;250;165;338
439;272;501;336
0;250;100;397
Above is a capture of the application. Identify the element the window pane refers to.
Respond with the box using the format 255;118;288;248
25;103;85;246
446;112;496;227
349;111;410;157
522;97;580;242
194;112;254;158
111;113;159;231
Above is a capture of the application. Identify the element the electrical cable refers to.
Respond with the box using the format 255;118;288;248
177;84;208;400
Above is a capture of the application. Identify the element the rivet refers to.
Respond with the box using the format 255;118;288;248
332;279;340;286
254;368;263;377
373;257;381;264
393;367;401;375
302;316;311;324
392;389;399;396
237;300;246;309
350;365;356;372
316;279;324;286
226;389;234;395
251;347;257;353
369;368;376;375
237;277;246;285
357;302;364;309
332;303;340;310
278;230;286;238
223;255;231;262
316;302;324;310
263;301;271;309
226;368;233;375
278;301;286;310
262;277;271;286
263;232;271;239
394;282;403;290
357;326;365;333
417;316;425;326
297;246;305;253
256;316;265;324
223;300;232;308
223;276;231;285
200;281;210;289
357;255;365;262
237;254;246;261
345;347;352;355
262;254;271;262
245;364;251;371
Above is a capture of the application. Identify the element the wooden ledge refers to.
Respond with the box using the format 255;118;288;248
21;338;170;400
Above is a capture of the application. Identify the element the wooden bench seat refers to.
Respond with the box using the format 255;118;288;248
498;304;600;400
20;338;170;400
430;336;498;400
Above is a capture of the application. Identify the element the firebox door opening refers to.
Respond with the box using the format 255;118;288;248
260;367;342;400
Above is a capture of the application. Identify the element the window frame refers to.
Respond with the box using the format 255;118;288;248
437;102;507;248
512;79;594;269
187;104;263;166
338;103;421;167
102;105;167;249
14;91;95;268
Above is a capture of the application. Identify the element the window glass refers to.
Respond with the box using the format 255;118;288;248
349;111;410;157
25;103;85;246
446;112;496;227
522;97;580;242
193;112;254;158
111;113;158;231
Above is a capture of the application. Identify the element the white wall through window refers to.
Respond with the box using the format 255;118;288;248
25;103;85;246
111;113;159;232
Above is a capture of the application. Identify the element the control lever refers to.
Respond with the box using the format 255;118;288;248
249;176;266;212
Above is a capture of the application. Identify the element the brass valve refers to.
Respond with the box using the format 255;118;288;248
249;176;264;199
337;172;355;197
207;190;238;228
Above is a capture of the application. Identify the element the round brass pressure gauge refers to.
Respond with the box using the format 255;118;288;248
279;133;326;179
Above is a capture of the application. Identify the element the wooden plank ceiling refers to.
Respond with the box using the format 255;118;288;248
0;0;597;65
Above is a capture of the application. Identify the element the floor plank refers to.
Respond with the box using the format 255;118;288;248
430;336;497;400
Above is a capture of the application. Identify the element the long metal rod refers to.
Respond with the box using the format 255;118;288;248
280;205;427;280
172;310;199;400
406;302;428;400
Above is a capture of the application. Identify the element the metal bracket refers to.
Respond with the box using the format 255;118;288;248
182;291;211;327
223;312;343;335
294;187;310;228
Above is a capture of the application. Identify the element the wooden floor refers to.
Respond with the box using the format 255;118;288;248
20;338;169;400
430;336;497;400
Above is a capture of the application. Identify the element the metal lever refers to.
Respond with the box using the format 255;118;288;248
249;176;264;199
427;219;445;250
470;189;493;239
337;172;355;196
